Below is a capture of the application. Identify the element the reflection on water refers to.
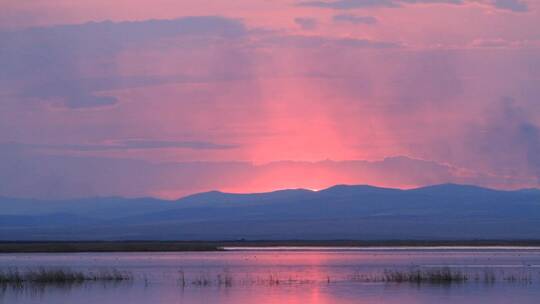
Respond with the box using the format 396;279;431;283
1;248;540;303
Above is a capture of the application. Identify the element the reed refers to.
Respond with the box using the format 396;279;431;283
380;268;468;284
0;268;131;285
171;268;539;288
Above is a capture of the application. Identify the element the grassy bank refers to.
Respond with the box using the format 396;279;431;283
1;240;540;253
217;239;540;248
0;241;223;253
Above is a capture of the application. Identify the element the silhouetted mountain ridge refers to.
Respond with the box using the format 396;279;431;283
1;184;539;240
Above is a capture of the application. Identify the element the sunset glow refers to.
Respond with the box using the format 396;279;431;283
1;0;539;199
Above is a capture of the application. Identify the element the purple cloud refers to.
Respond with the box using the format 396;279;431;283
0;16;247;109
294;17;319;30
491;0;528;12
298;0;463;10
333;14;378;24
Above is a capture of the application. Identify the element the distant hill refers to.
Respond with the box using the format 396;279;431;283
1;184;540;240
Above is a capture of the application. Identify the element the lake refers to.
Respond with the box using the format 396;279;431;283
1;247;540;303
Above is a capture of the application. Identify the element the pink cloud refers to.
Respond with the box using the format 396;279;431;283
0;1;539;198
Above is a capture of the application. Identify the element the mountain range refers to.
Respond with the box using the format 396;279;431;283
1;184;540;240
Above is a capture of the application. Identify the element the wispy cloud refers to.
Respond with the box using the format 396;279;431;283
259;34;401;48
0;15;402;110
491;0;529;12
294;17;319;30
333;14;378;24
5;139;239;152
298;0;528;12
298;0;463;10
0;144;529;199
0;16;247;109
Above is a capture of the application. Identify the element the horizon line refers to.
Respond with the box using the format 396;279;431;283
2;182;539;202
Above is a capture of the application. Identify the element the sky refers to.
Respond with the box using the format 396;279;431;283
1;0;539;199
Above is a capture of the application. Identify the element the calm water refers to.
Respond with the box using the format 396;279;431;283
2;248;540;303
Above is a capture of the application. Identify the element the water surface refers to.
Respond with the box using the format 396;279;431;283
1;248;540;303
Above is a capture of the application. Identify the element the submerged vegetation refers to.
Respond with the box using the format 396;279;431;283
183;272;313;287
0;268;131;286
1;266;535;290
351;268;536;284
173;267;537;288
378;268;468;284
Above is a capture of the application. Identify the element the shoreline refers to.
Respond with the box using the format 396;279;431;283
2;240;540;253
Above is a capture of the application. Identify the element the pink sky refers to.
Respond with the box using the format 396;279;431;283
1;0;539;198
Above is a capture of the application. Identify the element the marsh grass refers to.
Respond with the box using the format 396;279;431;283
191;273;212;286
188;271;234;287
180;267;538;288
9;267;528;289
350;267;537;285
0;268;131;286
216;271;233;287
502;271;533;283
380;268;468;284
186;271;309;287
